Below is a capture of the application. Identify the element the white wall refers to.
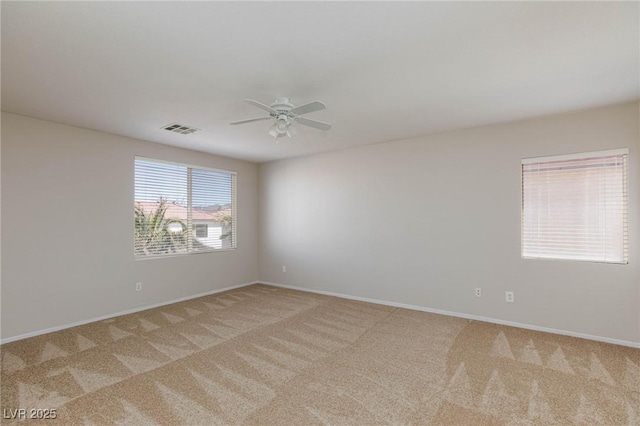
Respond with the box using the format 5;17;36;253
1;113;258;339
258;101;640;344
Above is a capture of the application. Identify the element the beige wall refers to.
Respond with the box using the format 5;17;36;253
1;113;259;339
258;102;640;344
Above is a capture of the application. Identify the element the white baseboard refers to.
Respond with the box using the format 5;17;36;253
0;281;259;345
5;280;638;349
262;281;640;349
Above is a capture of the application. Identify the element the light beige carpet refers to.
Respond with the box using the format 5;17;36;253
1;284;638;425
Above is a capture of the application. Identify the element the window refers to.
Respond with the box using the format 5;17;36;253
521;149;628;264
195;224;208;238
134;158;236;257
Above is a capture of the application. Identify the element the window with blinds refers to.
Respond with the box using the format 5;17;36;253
134;157;236;257
521;149;628;264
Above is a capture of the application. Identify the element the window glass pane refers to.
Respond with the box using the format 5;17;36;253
191;168;234;251
134;160;189;256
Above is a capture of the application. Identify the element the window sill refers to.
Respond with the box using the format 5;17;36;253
135;248;237;261
521;255;628;265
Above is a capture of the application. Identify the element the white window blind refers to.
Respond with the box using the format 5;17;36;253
521;149;628;264
134;158;236;257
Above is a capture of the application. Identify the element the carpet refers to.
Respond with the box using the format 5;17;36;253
1;284;638;425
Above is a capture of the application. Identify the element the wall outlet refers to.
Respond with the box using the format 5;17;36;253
475;287;482;297
505;291;514;303
282;266;287;273
136;282;142;292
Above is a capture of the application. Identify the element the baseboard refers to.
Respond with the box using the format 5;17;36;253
0;281;259;345
5;280;638;349
262;281;640;349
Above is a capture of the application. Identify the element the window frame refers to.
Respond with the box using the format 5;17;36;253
520;148;629;265
134;156;237;260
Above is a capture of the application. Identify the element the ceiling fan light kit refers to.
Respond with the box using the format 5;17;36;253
268;116;293;139
231;97;332;141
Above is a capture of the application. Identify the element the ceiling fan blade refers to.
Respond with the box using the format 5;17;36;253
289;101;326;116
244;99;277;114
230;116;272;125
295;116;332;131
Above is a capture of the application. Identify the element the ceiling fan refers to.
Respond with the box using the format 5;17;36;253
231;97;332;140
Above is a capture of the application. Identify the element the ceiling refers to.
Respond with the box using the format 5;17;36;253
2;2;638;163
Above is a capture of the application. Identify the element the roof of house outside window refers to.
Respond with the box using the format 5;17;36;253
135;201;231;222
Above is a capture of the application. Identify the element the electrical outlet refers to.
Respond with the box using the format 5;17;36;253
505;291;514;303
282;266;287;273
136;282;142;292
475;288;482;297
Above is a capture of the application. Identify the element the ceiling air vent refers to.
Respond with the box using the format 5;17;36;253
162;123;199;135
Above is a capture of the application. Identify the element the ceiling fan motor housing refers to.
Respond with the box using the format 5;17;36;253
271;98;294;113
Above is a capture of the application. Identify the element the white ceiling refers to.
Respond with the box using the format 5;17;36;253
2;2;638;163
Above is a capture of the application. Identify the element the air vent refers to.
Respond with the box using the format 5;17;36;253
162;123;199;135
